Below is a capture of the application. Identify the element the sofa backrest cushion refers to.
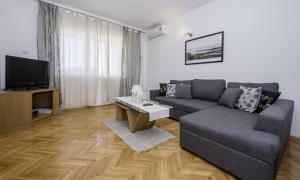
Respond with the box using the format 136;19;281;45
192;79;226;101
175;84;192;99
170;80;192;85
227;82;279;92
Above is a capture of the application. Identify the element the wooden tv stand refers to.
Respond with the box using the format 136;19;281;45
0;88;61;133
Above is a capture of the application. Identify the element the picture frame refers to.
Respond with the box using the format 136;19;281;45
185;31;224;65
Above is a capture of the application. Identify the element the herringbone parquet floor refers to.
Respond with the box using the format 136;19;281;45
0;105;299;180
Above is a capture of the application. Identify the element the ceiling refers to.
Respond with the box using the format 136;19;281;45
50;0;214;30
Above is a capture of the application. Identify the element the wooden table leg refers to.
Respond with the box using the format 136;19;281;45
116;104;127;121
115;102;155;133
127;109;155;133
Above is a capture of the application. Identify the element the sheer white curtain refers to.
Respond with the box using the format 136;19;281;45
59;9;123;108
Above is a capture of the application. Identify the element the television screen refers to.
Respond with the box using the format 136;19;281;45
5;55;49;90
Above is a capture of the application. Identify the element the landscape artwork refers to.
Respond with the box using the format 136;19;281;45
185;32;224;65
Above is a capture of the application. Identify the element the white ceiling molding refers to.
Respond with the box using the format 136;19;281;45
47;0;215;30
40;0;146;32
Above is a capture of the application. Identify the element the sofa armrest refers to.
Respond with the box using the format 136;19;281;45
256;99;294;141
150;89;160;100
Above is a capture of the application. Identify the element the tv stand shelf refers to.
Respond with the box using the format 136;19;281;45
0;88;61;133
33;113;52;122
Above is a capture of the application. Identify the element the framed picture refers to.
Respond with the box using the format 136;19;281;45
185;31;224;65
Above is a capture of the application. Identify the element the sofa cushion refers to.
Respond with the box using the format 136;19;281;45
219;88;242;108
166;84;192;99
166;84;176;97
170;80;192;85
236;86;262;113
153;96;218;113
159;83;168;96
227;82;279;92
255;90;281;113
192;79;226;101
175;84;192;99
180;106;280;163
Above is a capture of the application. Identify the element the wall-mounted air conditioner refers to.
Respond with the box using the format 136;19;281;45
147;25;166;40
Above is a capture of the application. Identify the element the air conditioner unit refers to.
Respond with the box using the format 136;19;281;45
147;25;166;39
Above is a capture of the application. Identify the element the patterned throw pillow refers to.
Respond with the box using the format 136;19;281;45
159;83;168;96
236;86;262;113
166;84;176;97
255;90;281;113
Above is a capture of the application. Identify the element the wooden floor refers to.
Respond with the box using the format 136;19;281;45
0;105;299;180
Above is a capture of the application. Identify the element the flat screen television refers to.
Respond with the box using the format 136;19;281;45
5;55;49;90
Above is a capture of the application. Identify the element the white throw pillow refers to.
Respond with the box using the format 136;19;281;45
166;84;176;97
236;86;262;113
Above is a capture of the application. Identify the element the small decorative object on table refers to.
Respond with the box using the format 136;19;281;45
131;85;144;103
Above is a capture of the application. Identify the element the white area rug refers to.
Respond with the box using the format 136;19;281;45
103;118;175;154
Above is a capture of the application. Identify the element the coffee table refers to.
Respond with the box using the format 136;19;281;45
115;96;170;133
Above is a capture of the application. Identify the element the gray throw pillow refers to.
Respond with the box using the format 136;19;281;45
219;88;243;108
236;86;262;113
175;84;192;99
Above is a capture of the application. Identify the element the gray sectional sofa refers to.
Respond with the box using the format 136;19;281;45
150;79;294;180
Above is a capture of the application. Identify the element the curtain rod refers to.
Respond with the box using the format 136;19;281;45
38;0;146;33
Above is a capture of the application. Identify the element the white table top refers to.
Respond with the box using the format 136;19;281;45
115;96;170;121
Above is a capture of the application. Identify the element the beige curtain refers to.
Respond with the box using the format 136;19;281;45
59;9;123;108
120;28;142;96
37;1;60;88
38;1;142;108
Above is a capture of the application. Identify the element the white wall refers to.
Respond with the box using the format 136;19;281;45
0;0;38;89
146;0;300;137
